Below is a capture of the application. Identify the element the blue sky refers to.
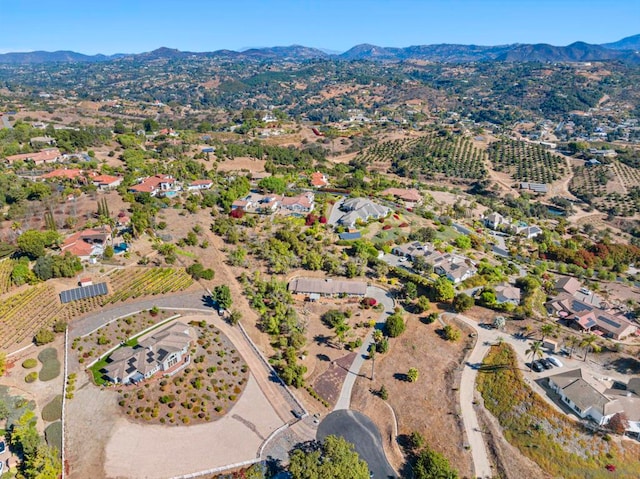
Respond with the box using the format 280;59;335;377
1;0;639;54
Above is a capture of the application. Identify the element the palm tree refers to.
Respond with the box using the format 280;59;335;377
526;341;544;370
540;324;555;342
580;334;598;362
565;335;579;358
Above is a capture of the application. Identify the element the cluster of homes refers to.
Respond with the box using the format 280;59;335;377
484;211;543;239
232;191;315;215
391;241;477;284
546;277;638;340
548;368;640;439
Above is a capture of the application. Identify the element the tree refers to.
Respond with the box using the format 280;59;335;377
379;384;388;400
580;334;599;362
404;281;418;300
258;176;287;194
565;335;579;358
0;351;6;376
407;367;419;382
416;295;431;313
212;285;232;310
103;244;114;259
540;323;555;342
443;324;461;342
432;277;455;302
492;316;506;330
608;412;629;435
9;410;62;479
228;309;242;326
288;435;369;479
413;447;459;479
452;293;474;312
454;235;471;250
385;311;406;338
17;230;60;259
143;118;158;132
525;340;544;369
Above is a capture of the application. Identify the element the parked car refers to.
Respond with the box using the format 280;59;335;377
531;361;544;372
548;356;563;368
0;440;5;454
539;358;553;369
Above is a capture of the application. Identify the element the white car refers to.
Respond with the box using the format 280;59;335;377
548;356;563;368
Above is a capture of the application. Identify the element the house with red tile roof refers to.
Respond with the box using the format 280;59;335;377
310;171;329;188
92;174;123;190
380;187;423;207
5;148;63;166
40;168;85;182
129;175;176;196
61;226;112;260
280;192;314;213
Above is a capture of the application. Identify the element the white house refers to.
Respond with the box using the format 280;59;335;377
494;283;521;305
338;198;390;228
187;179;213;191
484;212;509;230
432;253;476;284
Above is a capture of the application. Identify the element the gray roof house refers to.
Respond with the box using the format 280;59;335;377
494;283;521;305
432;253;476;284
484;212;508;230
288;277;367;297
103;322;195;385
338;198;390;228
548;369;640;437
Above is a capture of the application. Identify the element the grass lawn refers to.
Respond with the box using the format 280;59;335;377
477;343;640;479
89;358;109;386
435;225;460;242
44;421;62;452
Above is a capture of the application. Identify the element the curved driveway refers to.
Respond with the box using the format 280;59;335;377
318;410;397;479
334;285;394;410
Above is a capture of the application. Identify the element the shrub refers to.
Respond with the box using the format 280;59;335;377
407;367;419;382
385;312;406;338
25;372;38;383
22;358;38;369
53;321;67;333
443;324;461;342
379;385;389;400
34;328;55;346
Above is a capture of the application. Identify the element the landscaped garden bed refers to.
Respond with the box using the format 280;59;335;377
72;309;178;365
114;321;249;425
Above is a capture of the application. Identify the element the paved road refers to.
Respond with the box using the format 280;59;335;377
334;285;394;410
318;410;397;479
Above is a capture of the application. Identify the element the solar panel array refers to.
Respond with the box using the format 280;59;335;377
60;282;109;304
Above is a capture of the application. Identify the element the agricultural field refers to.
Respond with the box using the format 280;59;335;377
57;267;194;318
477;343;640;479
0;258;13;294
570;162;640;216
488;139;566;183
354;132;488;180
0;267;194;351
0;284;66;349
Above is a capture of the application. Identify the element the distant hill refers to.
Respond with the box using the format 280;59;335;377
601;34;640;51
0;50;111;64
1;35;639;64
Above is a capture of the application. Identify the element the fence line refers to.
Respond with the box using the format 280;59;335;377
61;328;68;479
169;458;261;479
237;322;308;418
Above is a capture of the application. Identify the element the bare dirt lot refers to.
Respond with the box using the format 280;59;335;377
350;313;475;477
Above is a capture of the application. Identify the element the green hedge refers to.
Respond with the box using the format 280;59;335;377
22;358;38;369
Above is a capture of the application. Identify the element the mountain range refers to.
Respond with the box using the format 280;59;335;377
1;34;639;64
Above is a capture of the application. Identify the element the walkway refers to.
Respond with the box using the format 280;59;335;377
334;285;394;410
